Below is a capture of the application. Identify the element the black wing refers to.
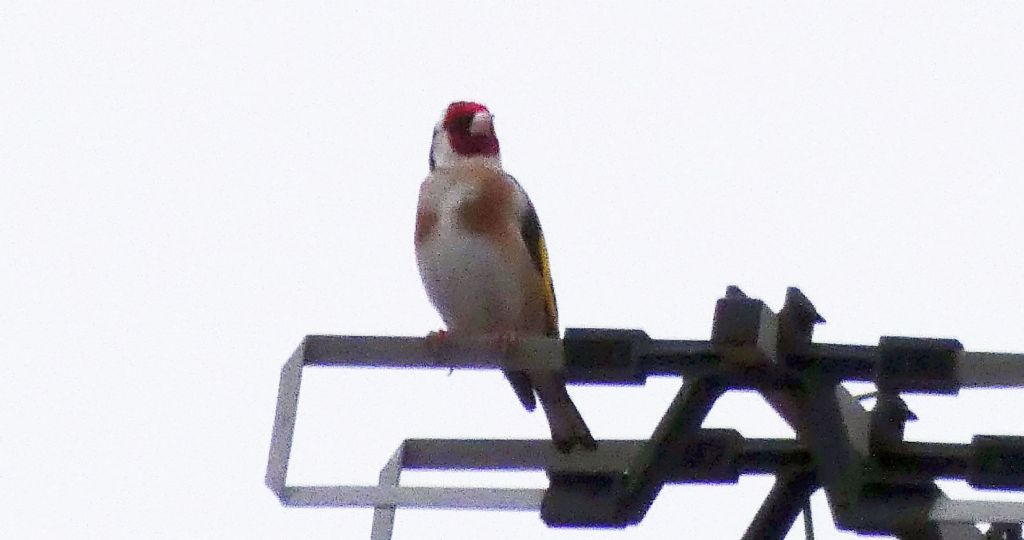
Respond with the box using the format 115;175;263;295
507;174;559;338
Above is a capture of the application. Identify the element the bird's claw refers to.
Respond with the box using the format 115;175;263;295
424;330;453;372
425;329;449;349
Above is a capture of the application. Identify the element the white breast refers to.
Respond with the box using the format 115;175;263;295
417;230;526;334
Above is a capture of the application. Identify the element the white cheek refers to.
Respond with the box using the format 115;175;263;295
431;132;458;169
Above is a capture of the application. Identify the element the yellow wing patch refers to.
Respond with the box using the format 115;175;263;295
536;233;559;336
505;172;558;337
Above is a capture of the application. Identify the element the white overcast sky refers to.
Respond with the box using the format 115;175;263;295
2;3;1023;539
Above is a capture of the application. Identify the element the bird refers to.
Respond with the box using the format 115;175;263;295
414;101;596;453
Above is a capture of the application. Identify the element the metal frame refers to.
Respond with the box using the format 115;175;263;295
266;287;1024;539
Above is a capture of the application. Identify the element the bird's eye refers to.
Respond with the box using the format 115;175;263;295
451;115;473;132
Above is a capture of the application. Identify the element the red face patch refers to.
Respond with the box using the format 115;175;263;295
443;101;499;157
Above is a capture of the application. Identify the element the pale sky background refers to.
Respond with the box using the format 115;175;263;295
2;3;1023;539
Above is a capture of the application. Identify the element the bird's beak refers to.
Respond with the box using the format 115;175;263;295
469;111;493;136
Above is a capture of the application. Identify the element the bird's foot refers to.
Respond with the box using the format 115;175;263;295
425;329;449;346
424;329;451;360
425;329;457;374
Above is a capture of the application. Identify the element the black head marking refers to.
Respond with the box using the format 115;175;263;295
428;126;439;171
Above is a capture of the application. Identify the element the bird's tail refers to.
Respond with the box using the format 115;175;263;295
533;372;597;453
505;370;537;411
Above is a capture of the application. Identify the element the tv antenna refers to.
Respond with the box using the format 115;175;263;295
267;287;1024;539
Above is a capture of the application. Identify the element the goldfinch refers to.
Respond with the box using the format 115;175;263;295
414;101;596;453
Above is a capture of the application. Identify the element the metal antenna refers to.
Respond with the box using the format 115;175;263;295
267;287;1024;539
